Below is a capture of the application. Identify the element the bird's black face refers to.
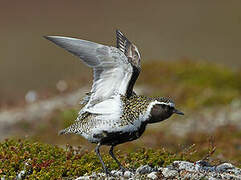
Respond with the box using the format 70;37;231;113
149;104;184;124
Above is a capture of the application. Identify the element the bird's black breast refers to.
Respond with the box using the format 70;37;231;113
94;122;147;146
92;95;152;146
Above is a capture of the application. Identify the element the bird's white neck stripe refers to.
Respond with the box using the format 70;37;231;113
156;101;175;107
140;101;159;122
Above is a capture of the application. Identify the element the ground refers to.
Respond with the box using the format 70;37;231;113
0;60;240;179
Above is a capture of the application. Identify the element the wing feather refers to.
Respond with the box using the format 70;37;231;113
45;36;132;114
116;30;141;97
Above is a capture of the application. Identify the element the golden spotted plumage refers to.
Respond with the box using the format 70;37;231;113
59;94;174;136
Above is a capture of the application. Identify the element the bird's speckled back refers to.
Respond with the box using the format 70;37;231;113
59;94;173;137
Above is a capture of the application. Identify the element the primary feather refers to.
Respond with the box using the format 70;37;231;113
44;36;133;111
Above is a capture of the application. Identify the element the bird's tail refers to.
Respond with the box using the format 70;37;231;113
58;121;82;136
58;128;69;135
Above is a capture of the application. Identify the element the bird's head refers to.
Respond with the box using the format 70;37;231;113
148;97;184;124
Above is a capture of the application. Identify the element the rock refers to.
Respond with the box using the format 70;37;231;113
172;161;241;180
161;168;178;178
195;160;216;172
147;172;158;179
107;177;116;180
16;170;25;180
173;161;196;172
123;171;133;178
114;170;123;176
136;164;153;174
110;170;117;174
216;163;234;172
208;177;219;180
97;173;106;178
74;161;241;180
90;172;97;177
75;176;89;180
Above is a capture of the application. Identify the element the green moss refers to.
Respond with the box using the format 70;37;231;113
0;139;186;179
123;148;184;168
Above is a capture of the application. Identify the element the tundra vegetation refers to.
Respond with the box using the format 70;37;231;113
0;60;240;178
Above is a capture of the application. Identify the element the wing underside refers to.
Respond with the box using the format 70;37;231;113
45;36;132;114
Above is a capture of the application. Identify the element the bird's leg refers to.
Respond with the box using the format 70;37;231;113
109;145;127;172
95;143;110;175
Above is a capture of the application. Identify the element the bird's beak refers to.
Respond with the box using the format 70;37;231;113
173;108;184;115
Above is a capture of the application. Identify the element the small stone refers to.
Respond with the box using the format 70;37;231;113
182;173;194;180
75;176;89;180
161;168;178;178
157;167;164;171
16;170;25;179
216;163;234;172
107;177;116;180
98;173;106;176
208;177;220;180
111;170;117;175
147;172;158;179
124;171;133;178
173;161;196;172
195;160;216;172
115;170;124;176
136;165;153;174
90;172;97;177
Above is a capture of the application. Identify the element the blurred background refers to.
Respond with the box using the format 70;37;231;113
0;0;240;166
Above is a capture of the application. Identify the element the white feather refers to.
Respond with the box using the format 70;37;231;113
45;36;133;116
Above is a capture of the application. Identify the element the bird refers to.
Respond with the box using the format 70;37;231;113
44;30;184;175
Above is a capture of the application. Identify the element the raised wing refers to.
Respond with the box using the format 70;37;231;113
116;30;141;97
116;30;132;56
44;36;133;108
116;30;141;69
